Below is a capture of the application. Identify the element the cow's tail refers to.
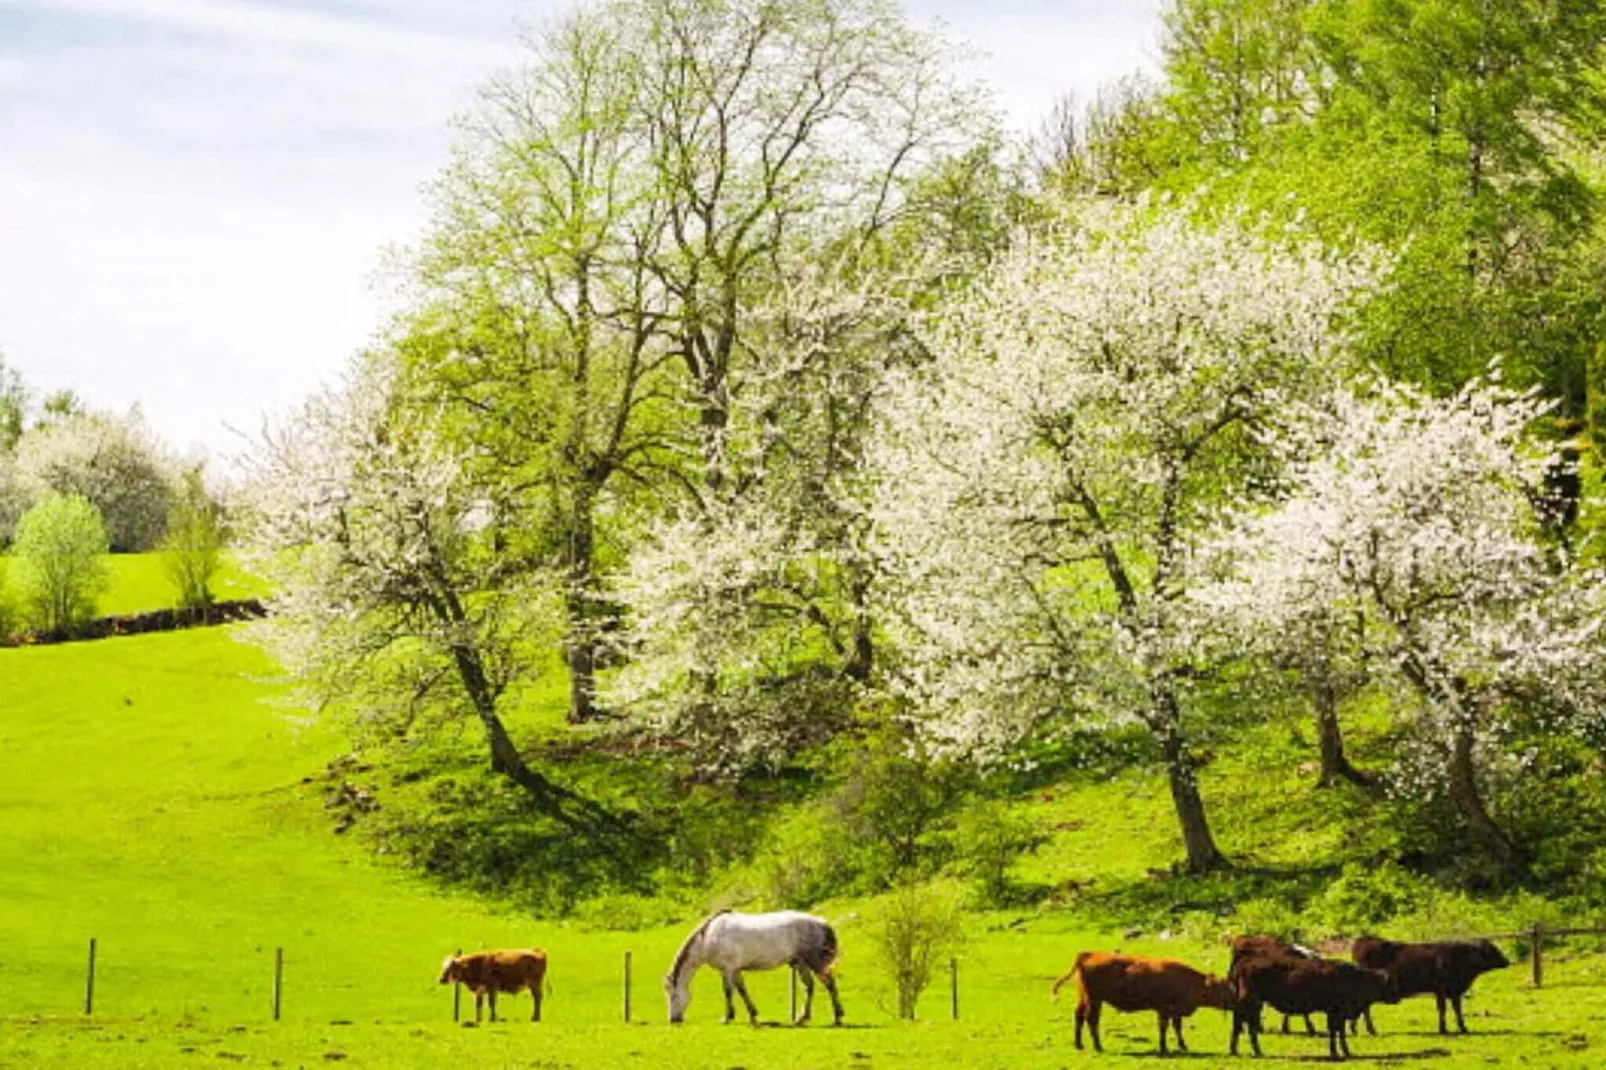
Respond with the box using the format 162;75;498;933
1051;952;1092;1001
817;922;841;979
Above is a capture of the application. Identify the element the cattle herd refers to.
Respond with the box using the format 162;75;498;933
1055;934;1512;1060
435;923;1516;1062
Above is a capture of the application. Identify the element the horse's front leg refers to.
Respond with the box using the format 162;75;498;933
721;975;737;1024
731;972;759;1024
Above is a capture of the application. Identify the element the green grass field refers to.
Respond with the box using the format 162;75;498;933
1;619;1603;1066
97;553;268;616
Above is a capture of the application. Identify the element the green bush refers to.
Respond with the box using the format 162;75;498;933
866;883;965;1020
953;800;1045;907
12;492;109;636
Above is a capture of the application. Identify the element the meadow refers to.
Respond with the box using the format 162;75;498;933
0;564;1603;1068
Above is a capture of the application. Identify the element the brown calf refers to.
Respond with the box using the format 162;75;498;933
438;949;548;1023
1052;951;1237;1055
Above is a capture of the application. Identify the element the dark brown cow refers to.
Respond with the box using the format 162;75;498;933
1229;935;1322;1035
1351;936;1510;1035
438;949;548;1023
1052;951;1237;1055
1230;953;1395;1060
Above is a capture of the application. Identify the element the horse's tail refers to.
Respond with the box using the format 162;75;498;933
1051;952;1091;1001
817;922;841;978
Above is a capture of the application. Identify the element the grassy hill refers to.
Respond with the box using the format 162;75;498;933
1;607;1603;1066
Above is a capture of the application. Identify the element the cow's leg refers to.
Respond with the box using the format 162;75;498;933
820;971;844;1025
1229;1009;1242;1056
488;990;499;1023
1156;1011;1168;1055
731;972;759;1024
1086;1001;1104;1054
1435;992;1449;1035
1325;1012;1340;1060
1280;1013;1291;1034
1173;1014;1188;1053
1305;1014;1317;1036
721;975;737;1024
529;980;542;1023
474;991;485;1023
794;966;816;1025
1075;1000;1088;1051
1451;993;1468;1034
1248;1003;1264;1057
1363;1006;1377;1036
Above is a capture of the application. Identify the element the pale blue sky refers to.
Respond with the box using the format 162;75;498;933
0;0;1161;458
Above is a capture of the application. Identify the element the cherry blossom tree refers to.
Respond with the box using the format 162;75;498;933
870;200;1384;872
239;356;621;836
1193;377;1606;869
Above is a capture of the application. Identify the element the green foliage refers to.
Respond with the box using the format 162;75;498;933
954;800;1047;908
11;492;109;635
161;467;226;612
867;882;965;1020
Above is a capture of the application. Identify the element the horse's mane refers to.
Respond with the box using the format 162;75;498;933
668;909;733;987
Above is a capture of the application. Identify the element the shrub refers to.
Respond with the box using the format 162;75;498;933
953;799;1045;907
163;467;226;612
868;883;964;1020
12;493;110;636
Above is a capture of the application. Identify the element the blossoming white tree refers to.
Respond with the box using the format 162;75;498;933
240;356;619;835
1193;377;1606;868
871;200;1383;871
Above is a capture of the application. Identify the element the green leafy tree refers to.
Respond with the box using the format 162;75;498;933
12;492;110;636
162;467;226;614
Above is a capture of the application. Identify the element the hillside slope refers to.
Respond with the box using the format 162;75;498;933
0;627;1601;1068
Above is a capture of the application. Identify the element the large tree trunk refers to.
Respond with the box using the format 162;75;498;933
1313;674;1368;789
1447;721;1521;870
1155;691;1227;873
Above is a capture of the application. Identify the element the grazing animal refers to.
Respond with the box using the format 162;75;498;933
1051;951;1237;1055
1350;936;1510;1035
438;949;548;1023
1230;953;1395;1060
664;909;843;1025
1229;935;1323;1036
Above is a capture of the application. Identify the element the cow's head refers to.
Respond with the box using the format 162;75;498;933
1203;974;1239;1011
1365;967;1401;1004
1475;940;1511;973
664;971;691;1023
438;954;461;985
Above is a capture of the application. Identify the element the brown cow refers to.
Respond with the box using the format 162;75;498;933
1230;953;1395;1060
1052;951;1237;1055
1350;936;1510;1035
438;949;548;1023
1229;935;1324;1036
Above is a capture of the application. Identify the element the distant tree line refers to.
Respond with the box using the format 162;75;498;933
0;354;227;636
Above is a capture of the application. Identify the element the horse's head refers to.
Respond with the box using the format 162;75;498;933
664;970;691;1023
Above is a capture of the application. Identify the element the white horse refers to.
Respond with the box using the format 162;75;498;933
663;909;843;1025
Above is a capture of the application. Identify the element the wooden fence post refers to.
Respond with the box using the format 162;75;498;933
1532;923;1543;989
950;957;959;1020
624;951;632;1023
84;938;97;1016
453;948;462;1022
272;948;283;1021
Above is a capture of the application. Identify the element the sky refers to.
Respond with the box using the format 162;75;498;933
0;0;1163;460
